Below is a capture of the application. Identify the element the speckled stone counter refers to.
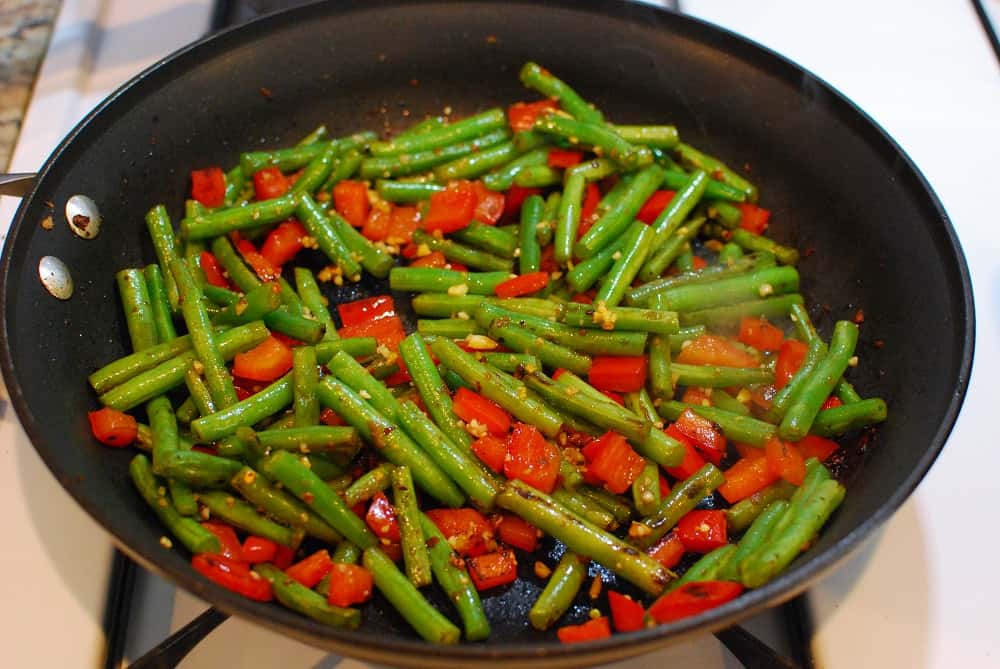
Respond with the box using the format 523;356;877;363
0;0;61;170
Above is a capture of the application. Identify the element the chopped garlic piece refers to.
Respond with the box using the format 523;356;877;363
448;283;469;296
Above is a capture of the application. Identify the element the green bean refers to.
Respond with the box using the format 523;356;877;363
633;461;662;517
230;466;342;544
710;388;751;416
391;466;432;588
538;191;560;246
297;124;329;146
497;480;670;595
411;293;486;318
625;253;770;307
535;113;650;170
553;170;585;265
389;268;511;295
482;147;550;191
706;199;742;229
342;463;395;507
595;220;655;307
648;334;674;401
296;193;362;280
129;454;220;554
729;228;799;265
155;448;241;487
181;195;297;240
480;352;541;374
518;194;545;274
519;62;604;124
434;141;519;181
362;129;510;179
418;514;490;641
397;116;448;137
294;267;338;341
565;235;628;294
640;215;708;282
654;266;798;316
670;363;773;388
669;325;708;353
417;319;484;339
257;426;361;462
143;265;177;342
198;490;302;547
550;489;617;530
254;563;361;629
726;481;798;533
257;450;376;548
375;179;444;203
399;333;473;450
223;166;245;207
116;268;159;351
680;294;804;329
719;500;790;582
673;250;696;273
779;321;859;441
332;541;362;564
412;230;513;272
326;349;403;422
577;486;633;525
363;547;461;644
371;108;506;156
325;210;394;279
675;142;757;202
765;339;825;422
645;168;709;247
528;552;588;630
211;282;282;326
624;388;661;424
634;463;725;548
612;124;679;149
319;149;364;192
574;164;664;259
290;346;319;427
671;544;738;590
811;398;887;436
487;323;592;375
524;371;646;441
241;131;375;175
289;143;337;195
718;243;745;266
513;165;563;188
453;221;519;259
658;401;776;446
662;169;746;202
190;373;291;442
144;206;182;312
439;365;473;391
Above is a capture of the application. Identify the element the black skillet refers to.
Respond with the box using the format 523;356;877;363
0;1;973;667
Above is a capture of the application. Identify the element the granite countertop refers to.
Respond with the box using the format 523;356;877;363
0;0;61;170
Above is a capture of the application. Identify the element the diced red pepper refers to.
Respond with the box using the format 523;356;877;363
272;544;296;570
320;407;346;426
232;375;265;400
588;356;648;393
333;180;371;227
241;536;278;564
87;407;138;447
201;522;244;562
582;431;646;494
426;508;495;557
539;244;559;273
496;514;540;552
774;339;809;390
681;387;713;407
577;183;602;238
676;510;728;553
199;251;232;289
471;434;508;473
503;422;561;494
191;167;227;208
285;549;334;588
738;316;785;352
673;409;727;466
327;563;374;608
503;185;542;218
676;335;759;368
608;591;646;633
339;314;406;351
191;554;273;601
736;203;771;234
765;437;807;485
260;219;307;268
494;271;550;298
232;234;281;282
365;492;401;542
821;396;843;410
718;455;779;504
386;205;420;245
557;616;612;644
472;181;505;225
663;425;708;481
422;181;477;234
601;390;626;406
547;149;584;168
636;190;676;224
647;581;744;624
691;256;708;270
410;250;449;268
467;549;518;591
648;531;686;570
452;387;511;437
795;435;840;463
337;295;395;328
507;99;559;132
252;167;290;201
571;292;594;304
232;335;294;382
361;207;391;242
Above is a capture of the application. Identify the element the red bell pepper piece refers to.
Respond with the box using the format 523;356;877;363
648;581;744;624
557;616;612;644
547;149;584;169
361;207;391;242
676;334;759;368
337;295;395;328
252;166;290;201
636;190;676;224
648;531;686;570
503;185;542;218
232;234;280;282
718;454;779;504
332;180;370;227
426;508;495;557
467;549;518;591
600;389;626;406
765;437;807;485
664;424;708;481
285;549;334;588
241;536;278;564
576;183;602;238
422;181;477;234
410;250;449;268
365;492;401;542
386;205;420;245
471;434;508;473
339;314;406;351
199;251;232;289
190;167;227;208
738;316;785;352
451;387;511;436
503;422;561;494
680;387;713;407
507;99;559;132
673;409;727;466
494;271;550;298
821;396;843;410
87;407;138;447
496;514;539;552
608;591;646;633
472;181;505;225
327;563;374;608
582;431;646;494
232;335;294;382
571;292;594;304
201;522;244;562
319;407;346;426
588;356;648;393
272;544;296;570
191;554;273;601
260;219;307;268
795;434;840;463
774;339;809;389
676;510;728;553
736;203;771;234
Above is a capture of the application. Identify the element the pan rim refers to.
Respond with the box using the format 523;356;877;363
0;0;975;663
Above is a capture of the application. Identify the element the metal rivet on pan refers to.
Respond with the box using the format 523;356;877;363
65;194;101;239
38;255;73;300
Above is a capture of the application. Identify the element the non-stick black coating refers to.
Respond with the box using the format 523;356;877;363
0;1;972;667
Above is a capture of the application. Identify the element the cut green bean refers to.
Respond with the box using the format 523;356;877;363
294;267;338;341
633;461;662;517
520;62;604;124
326;210;395;279
129;454;220;554
535;113;651;170
487;322;592;376
292;346;320;427
418;514;490;641
729;228;799;265
726;481;798;533
371;108;506;156
553;170;585;265
181;194;297;240
296;193;363;280
198;490;302;547
391;465;433;588
679;294;804;329
362;129;510;179
675;143;757;202
574;164;663;259
412;230;513;272
811;398;887;436
594;220;655;307
230;466;342;544
453;221;519;259
482;147;550;191
612;124;678;149
434;141;519;181
254;563;361;629
399;333;473;451
639;215;708;282
114;269;155;351
528;552;588;630
376;179;444;203
671;544;738;590
670;363;773;388
719;500;790;582
342;463;395;508
389;268;511;295
634;463;725;548
658;401;777;446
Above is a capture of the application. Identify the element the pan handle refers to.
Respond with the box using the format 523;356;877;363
0;173;37;198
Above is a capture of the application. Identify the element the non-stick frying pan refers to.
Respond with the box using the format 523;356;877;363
0;1;973;667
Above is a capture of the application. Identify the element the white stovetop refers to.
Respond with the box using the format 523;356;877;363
2;1;998;667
